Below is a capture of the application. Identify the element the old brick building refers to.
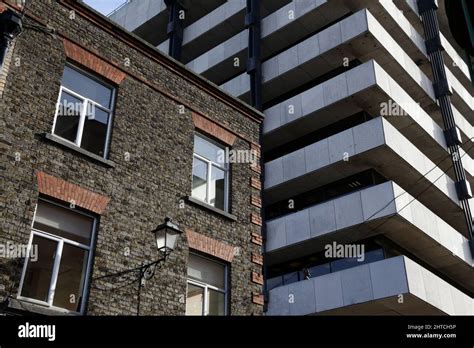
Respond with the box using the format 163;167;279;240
0;0;264;315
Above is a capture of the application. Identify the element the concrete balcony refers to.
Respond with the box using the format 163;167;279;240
264;117;470;235
263;61;474;189
173;0;291;63
266;181;474;291
109;0;226;45
222;6;472;133
187;0;348;83
368;0;473;132
445;68;474;121
160;0;248;63
109;0;167;32
186;28;248;82
220;9;438;110
266;180;474;292
394;0;473;89
266;256;473;315
373;0;473;98
453;105;474;155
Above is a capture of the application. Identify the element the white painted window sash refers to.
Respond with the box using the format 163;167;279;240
193;152;230;212
186;279;227;316
51;72;115;158
17;199;97;314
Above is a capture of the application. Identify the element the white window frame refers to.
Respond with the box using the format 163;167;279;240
16;198;97;315
192;133;230;212
51;64;116;159
186;254;228;316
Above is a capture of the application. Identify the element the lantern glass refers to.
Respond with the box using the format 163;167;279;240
165;229;180;251
155;226;180;254
155;228;167;252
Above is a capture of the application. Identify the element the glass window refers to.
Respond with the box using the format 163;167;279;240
267;247;386;292
62;66;112;108
330;248;385;272
208;289;225;315
210;166;225;210
53;65;115;158
330;257;360;273
192;157;208;202
266;276;284;291
81;106;111;157
20;235;58;303
186;283;205;315
186;254;227;316
192;134;229;211
19;200;96;313
282;272;299;285
363;249;384;263
55;91;82;143
52;244;88;311
307;263;331;278
33;200;94;245
194;135;223;164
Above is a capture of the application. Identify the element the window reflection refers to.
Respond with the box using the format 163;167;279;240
61;66;112;108
267;248;385;290
53;65;115;158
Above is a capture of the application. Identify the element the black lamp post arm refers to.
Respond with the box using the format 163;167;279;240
140;256;166;281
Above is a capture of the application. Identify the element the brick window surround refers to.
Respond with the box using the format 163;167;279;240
186;229;235;263
62;39;125;85
36;171;110;214
192;112;236;146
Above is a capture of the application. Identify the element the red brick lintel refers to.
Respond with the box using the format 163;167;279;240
36;171;110;214
186;229;235;263
63;38;126;85
192;112;237;146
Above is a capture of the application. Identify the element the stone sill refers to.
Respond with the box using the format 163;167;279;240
186;196;237;221
43;133;116;168
8;298;80;316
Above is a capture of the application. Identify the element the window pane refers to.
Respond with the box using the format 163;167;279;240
53;244;88;311
194;135;223;164
307;263;331;278
187;254;225;289
20;235;58;302
363;249;384;263
33;201;94;245
266;276;284;291
54;91;82;143
186;283;204;315
192;157;207;202
210;166;225;210
208;289;225;315
62;66;112;108
330;257;360;273
81;106;109;156
282;272;299;285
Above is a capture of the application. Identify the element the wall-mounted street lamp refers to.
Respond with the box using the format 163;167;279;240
153;216;183;257
93;216;183;315
136;217;183;314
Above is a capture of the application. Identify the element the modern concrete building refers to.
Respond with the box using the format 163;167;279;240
107;0;474;315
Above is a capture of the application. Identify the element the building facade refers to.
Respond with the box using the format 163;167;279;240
108;0;474;315
0;0;264;316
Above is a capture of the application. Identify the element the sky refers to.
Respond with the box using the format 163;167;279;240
82;0;128;15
